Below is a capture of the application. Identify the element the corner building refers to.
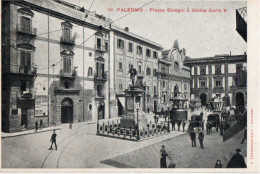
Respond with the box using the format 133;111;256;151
2;0;111;132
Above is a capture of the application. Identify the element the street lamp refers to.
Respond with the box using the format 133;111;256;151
135;102;140;140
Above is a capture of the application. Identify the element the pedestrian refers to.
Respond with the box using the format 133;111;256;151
49;130;57;150
220;121;224;135
156;114;159;123
177;120;181;131
35;120;38;132
214;160;223;168
226;149;247;168
171;120;176;131
198;130;204;149
147;107;150;113
216;121;219;132
69;121;72;129
209;122;212;133
206;122;210;135
160;145;168;168
201;120;204;131
200;111;203;118
182;120;186;132
40;119;43;129
241;127;247;144
190;129;196;147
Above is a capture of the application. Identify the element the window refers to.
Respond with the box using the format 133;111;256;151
21;16;31;33
21;80;30;94
154;86;157;95
119;83;123;89
88;104;92;111
153;69;157;76
63;57;72;73
117;39;124;49
163;81;166;88
137;45;143;54
63;28;71;40
200;66;206;75
138;64;142;73
105;42;108;52
163;94;166;103
119;62;123;70
200;81;206;88
96;63;105;78
20;51;31;73
88;67;93;76
184;83;187;90
12;109;18;115
96;38;102;49
153;51;158;59
89;52;92;57
146;49;151;57
146;68;151;76
128;42;133;52
97;85;103;96
215;65;221;74
215;80;221;87
64;81;70;89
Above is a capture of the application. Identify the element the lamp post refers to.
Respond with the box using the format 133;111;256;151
167;103;170;132
136;102;140;140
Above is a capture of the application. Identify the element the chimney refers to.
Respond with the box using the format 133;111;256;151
125;27;129;32
244;52;246;55
230;51;231;56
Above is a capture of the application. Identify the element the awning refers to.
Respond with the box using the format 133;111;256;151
118;97;125;108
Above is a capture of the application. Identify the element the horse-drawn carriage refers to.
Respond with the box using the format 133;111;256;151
207;113;220;129
189;114;203;131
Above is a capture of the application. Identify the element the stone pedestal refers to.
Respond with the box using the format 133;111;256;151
120;84;147;129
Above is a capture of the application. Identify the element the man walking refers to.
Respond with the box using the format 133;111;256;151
177;120;181;131
206;122;210;135
198;130;204;149
35;120;39;132
190;129;196;147
182;120;186;132
171;120;176;131
39;119;43;129
49;130;57;150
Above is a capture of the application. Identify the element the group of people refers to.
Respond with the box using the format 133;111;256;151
35;119;43;132
171;120;186;132
189;129;204;149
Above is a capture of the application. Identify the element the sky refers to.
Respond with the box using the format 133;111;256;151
70;0;247;58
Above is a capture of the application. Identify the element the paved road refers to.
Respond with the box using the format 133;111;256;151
101;128;247;168
2;123;184;168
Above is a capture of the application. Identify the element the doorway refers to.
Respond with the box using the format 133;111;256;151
61;98;73;123
236;92;244;111
98;101;105;120
21;108;28;129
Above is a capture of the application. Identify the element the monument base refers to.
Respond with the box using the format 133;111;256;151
120;111;147;129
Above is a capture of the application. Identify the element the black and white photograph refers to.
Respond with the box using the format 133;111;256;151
1;0;258;171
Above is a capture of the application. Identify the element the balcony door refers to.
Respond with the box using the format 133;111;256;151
21;16;31;33
20;51;31;73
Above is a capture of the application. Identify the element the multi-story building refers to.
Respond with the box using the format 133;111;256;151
158;43;190;108
184;54;247;109
109;25;163;116
2;0;111;132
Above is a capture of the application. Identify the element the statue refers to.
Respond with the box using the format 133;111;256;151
127;65;137;86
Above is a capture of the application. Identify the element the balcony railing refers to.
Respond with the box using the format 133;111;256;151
60;69;77;78
7;64;37;75
60;36;76;45
95;44;106;52
94;72;107;81
17;24;37;36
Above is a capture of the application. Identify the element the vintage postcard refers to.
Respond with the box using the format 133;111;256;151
1;0;259;172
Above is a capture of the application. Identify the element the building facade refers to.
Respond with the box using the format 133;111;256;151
158;44;190;109
2;0;111;132
184;54;247;108
109;25;163;116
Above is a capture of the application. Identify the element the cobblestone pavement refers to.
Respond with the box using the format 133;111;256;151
101;129;247;168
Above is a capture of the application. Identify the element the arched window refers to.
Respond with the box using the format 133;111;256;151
146;68;151;76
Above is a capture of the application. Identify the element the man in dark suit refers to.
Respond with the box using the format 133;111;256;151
190;129;196;147
198;130;204;149
171;120;176;131
49;130;57;150
177;121;181;131
226;149;247;168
